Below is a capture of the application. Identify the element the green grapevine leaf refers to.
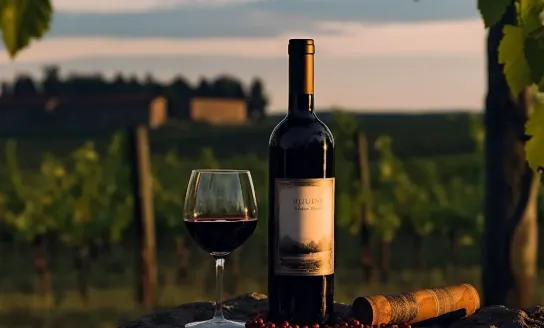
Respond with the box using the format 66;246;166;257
478;0;511;28
525;94;544;172
524;35;544;84
499;25;533;97
0;0;53;58
519;0;544;35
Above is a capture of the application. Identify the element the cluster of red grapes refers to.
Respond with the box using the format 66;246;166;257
245;318;412;328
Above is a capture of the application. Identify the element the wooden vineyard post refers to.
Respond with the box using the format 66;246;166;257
355;130;373;283
128;124;158;311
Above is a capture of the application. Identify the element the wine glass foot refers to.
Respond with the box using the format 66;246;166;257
185;318;245;328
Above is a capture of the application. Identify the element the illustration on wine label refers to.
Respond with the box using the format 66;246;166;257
274;178;335;276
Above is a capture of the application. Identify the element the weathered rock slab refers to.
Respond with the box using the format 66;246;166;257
118;293;544;328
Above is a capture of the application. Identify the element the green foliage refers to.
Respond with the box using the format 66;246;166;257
468;113;485;155
0;112;488;266
153;150;189;235
518;0;544;38
372;136;404;242
478;0;512;28
525;35;544;85
478;0;544;172
498;25;532;98
55;135;132;246
0;134;132;246
1;140;60;242
327;111;485;245
526;95;544;171
0;0;52;58
329;109;362;233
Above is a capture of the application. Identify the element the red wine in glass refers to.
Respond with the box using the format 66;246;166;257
184;217;257;257
183;169;258;328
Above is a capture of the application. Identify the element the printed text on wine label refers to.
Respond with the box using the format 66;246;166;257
274;178;335;276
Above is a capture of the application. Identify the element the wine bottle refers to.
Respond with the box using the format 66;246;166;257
267;39;335;325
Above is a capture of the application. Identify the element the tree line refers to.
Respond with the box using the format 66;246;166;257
0;66;270;120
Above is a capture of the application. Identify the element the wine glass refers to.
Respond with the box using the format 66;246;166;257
183;169;258;328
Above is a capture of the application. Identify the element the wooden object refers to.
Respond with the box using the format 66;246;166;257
351;284;480;326
128;125;158;310
354;130;373;282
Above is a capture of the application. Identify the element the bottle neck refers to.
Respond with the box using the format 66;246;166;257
288;94;314;115
287;52;315;116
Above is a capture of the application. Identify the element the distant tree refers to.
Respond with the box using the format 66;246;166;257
1;82;12;96
169;77;192;97
62;74;109;95
247;78;268;119
126;75;143;93
211;75;245;98
195;78;213;97
143;73;164;96
42;65;61;96
13;75;38;96
111;73;128;93
166;76;193;119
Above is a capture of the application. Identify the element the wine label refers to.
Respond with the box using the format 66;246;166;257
274;178;335;276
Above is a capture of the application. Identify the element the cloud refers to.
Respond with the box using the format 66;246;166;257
49;7;312;38
53;0;174;13
48;0;479;38
253;0;479;23
0;19;484;63
53;0;259;13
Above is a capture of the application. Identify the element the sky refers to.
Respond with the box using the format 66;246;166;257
0;0;486;113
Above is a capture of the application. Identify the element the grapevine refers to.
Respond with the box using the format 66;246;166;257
0;115;488;302
478;0;544;172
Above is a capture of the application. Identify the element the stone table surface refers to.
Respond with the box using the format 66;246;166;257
118;293;544;328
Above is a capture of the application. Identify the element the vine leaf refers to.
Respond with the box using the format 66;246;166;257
524;35;544;84
498;25;533;97
525;95;544;173
0;0;53;58
478;0;511;28
519;0;544;36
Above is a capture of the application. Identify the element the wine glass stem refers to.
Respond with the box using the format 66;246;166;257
213;257;225;320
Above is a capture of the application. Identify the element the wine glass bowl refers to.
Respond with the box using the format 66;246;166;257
184;218;257;258
183;169;258;328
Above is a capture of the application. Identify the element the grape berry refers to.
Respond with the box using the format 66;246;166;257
244;318;411;328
